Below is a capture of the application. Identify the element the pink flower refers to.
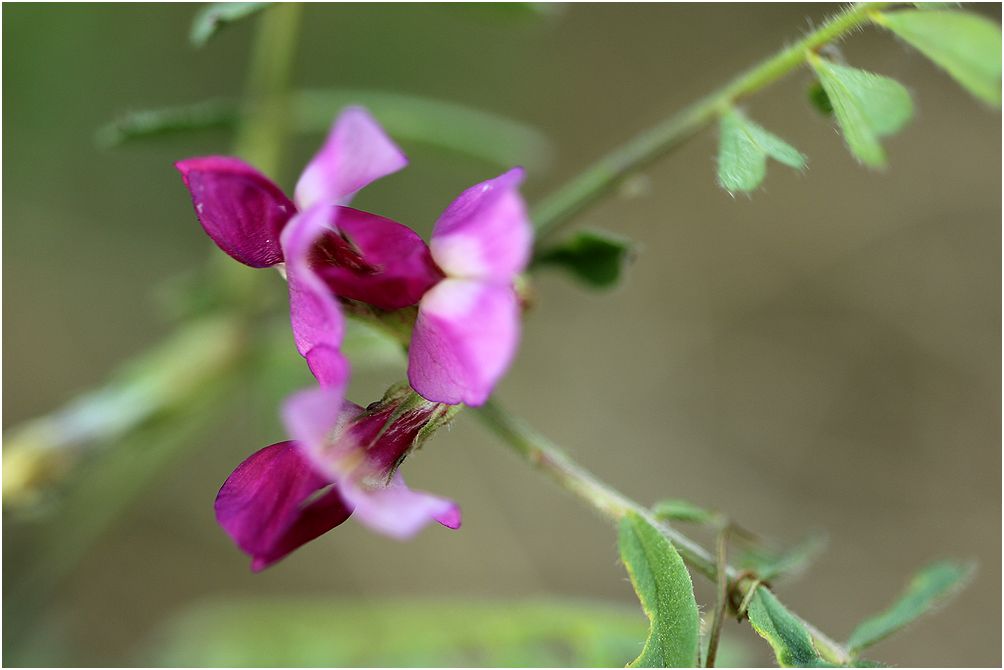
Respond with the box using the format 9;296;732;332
215;384;460;571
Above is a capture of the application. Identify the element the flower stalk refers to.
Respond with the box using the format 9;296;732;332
475;399;852;665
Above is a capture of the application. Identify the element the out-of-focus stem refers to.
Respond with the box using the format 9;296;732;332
530;2;893;244
474;399;851;665
2;5;302;508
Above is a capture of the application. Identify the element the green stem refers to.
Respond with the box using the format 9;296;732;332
234;2;302;172
474;399;851;665
531;1;894;244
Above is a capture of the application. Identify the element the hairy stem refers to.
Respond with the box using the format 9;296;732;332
531;1;893;244
474;399;851;665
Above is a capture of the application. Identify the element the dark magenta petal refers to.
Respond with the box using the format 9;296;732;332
310;207;443;310
176;156;296;268
214;441;353;571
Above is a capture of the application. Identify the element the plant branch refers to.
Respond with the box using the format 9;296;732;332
474;399;851;665
531;1;894;244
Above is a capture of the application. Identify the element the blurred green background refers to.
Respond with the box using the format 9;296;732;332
3;3;1001;667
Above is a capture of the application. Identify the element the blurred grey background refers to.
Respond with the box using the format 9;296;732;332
4;3;1001;666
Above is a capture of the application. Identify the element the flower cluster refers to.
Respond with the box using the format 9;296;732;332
177;108;531;569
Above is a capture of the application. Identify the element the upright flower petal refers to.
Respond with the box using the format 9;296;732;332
280;205;346;374
429;168;532;282
214;441;353;572
294;107;408;210
408;279;520;406
176;156;296;268
310;207;443;310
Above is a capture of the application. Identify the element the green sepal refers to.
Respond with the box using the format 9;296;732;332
846;560;975;655
875;9;1002;107
717;108;807;193
618;512;701;667
651;498;721;525
808;56;914;168
534;229;634;290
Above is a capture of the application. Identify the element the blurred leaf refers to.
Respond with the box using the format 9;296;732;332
618;512;700;667
293;88;550;169
96;99;238;148
745;587;828;667
190;3;271;48
534;229;634;289
148;598;646;667
808;56;914;168
98;90;550;169
876;9;1002;107
443;2;563;24
651;499;720;525
738;533;827;582
716;108;806;192
846;560;975;655
807;81;834;117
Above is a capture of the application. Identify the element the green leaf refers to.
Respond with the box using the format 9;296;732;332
95;99;238;148
846;560;974;655
738;532;827;582
147;598;647;667
651;499;720;525
807;82;835;117
876;9;1002;107
717;108;806;192
293;89;550;169
808;56;914;168
745;587;828;667
534;229;634;289
618;512;700;667
190;3;271;48
97;90;550;169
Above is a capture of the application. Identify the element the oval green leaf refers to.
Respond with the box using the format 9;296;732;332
876;9;1002;107
618;512;700;667
846;560;975;655
808;56;914;168
533;229;634;289
717;108;806;193
745;587;829;667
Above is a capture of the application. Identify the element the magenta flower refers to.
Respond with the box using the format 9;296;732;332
407;167;531;406
215;384;460;571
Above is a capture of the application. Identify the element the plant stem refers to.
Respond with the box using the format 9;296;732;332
531;1;893;244
474;399;851;665
234;2;302;172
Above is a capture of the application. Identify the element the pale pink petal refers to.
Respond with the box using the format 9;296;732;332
280;205;346;366
408;279;520;406
281;385;350;461
341;473;461;540
294;107;408;210
429;168;531;282
176;156;296;268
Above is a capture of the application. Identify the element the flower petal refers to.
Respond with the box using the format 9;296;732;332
342;473;461;540
294;107;408;210
176;156;296;268
429;168;532;282
408;279;520;406
282;385;352;460
214;441;353;571
310;207;443;310
280;206;346;368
